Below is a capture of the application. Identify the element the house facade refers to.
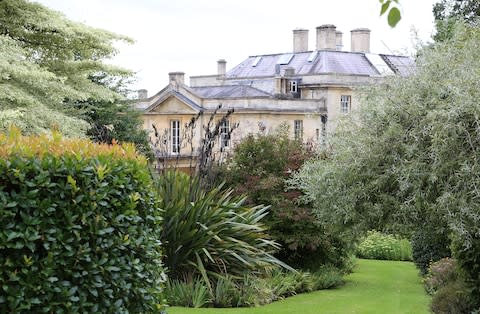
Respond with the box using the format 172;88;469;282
135;24;413;168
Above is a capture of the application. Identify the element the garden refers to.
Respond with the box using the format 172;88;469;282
1;1;480;313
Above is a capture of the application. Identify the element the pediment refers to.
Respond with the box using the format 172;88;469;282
147;94;200;114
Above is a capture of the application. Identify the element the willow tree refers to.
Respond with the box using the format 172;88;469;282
0;0;136;139
291;21;480;306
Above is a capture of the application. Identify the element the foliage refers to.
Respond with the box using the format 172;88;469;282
165;279;211;308
169;259;430;314
155;170;289;285
0;131;165;313
292;20;480;293
433;0;479;41
424;257;457;295
165;267;344;308
379;0;402;27
430;281;472;314
424;258;474;314
85;99;153;158
0;0;138;138
357;231;412;261
411;219;451;275
220;128;354;271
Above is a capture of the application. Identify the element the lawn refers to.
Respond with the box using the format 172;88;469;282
167;259;430;314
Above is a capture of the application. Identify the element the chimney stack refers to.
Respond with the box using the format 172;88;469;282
293;28;309;53
351;28;371;53
169;72;185;85
335;31;343;51
137;89;148;99
316;24;337;50
217;59;226;77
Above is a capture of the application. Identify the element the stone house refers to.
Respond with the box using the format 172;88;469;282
135;24;413;168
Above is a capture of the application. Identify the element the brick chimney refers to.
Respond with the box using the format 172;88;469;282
351;28;371;53
293;28;309;53
217;59;226;77
316;24;337;50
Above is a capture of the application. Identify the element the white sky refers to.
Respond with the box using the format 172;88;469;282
35;0;437;95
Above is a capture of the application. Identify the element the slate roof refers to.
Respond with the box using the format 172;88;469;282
226;50;413;78
191;85;272;98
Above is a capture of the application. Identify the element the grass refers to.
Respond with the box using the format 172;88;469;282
167;259;430;314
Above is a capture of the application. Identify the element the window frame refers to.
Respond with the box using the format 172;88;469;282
340;95;351;114
219;119;230;149
170;119;181;154
294;119;303;141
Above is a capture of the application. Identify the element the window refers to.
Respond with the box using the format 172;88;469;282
220;119;230;149
321;115;327;145
170;120;180;154
289;80;298;93
340;95;351;114
294;120;303;141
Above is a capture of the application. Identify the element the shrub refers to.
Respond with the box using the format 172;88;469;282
411;221;451;274
424;257;457;295
219;128;354;271
165;279;210;308
424;257;476;314
155;170;289;284
357;230;412;261
0;130;165;313
430;281;472;314
452;236;480;310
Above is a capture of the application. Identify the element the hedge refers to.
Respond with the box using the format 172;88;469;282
0;129;165;313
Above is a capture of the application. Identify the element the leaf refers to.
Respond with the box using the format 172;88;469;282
380;1;391;16
388;7;401;27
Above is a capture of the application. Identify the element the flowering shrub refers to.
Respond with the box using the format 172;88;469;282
357;231;412;261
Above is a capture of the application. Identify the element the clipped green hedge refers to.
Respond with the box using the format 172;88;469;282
0;130;165;313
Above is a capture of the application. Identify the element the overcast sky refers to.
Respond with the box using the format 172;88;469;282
35;0;437;95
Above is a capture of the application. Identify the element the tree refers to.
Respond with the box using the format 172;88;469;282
0;0;135;139
291;21;480;306
218;127;355;270
433;0;480;41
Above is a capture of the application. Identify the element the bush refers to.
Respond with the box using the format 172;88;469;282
424;257;476;314
411;221;451;274
219;128;354;271
165;279;210;308
430;281;472;314
155;170;288;283
0;130;165;313
424;257;457;295
452;236;480;310
357;231;412;261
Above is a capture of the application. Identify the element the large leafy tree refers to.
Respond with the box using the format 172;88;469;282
0;0;147;148
291;21;480;305
433;0;480;41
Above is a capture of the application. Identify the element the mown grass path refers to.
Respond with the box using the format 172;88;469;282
169;259;430;314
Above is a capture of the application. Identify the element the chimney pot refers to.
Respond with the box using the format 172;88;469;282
293;28;309;53
316;24;337;50
351;28;371;53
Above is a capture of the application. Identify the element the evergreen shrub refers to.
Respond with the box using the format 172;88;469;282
0;129;165;313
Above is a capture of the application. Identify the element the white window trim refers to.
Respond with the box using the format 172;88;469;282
170;120;180;154
340;95;351;114
219;119;230;149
